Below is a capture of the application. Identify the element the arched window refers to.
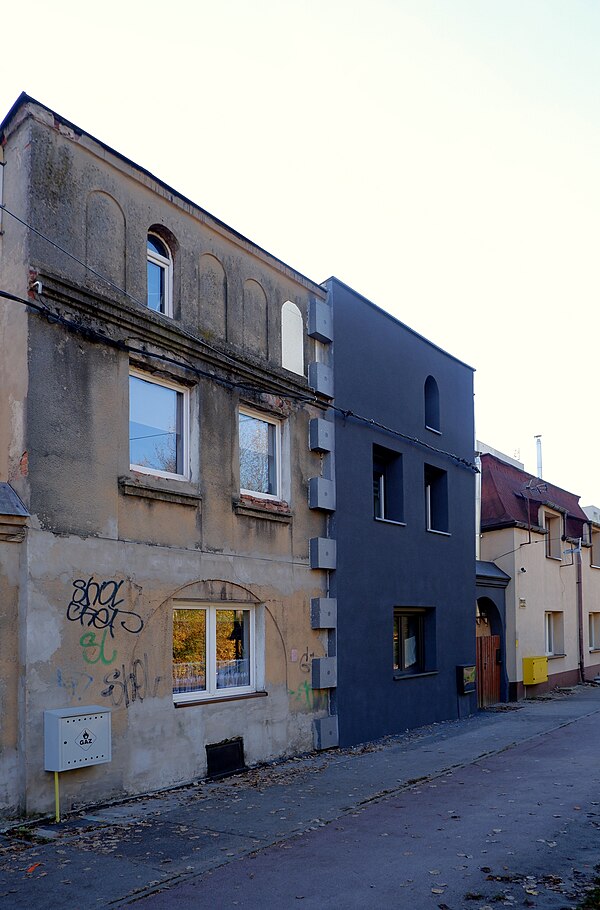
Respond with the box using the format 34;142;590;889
281;300;304;375
424;375;440;432
147;233;173;316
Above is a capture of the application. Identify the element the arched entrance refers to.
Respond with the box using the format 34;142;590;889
476;597;502;707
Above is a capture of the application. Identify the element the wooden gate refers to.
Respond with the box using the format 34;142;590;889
476;634;501;707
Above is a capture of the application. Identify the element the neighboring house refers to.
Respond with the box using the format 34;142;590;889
478;449;600;699
0;94;336;816
325;278;477;745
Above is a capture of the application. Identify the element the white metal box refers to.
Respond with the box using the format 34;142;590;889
44;706;111;772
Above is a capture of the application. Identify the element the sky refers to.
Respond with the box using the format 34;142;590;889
3;0;600;503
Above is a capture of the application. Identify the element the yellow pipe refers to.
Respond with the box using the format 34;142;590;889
54;771;60;823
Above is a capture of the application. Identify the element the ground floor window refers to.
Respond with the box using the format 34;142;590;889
393;608;435;676
589;612;600;650
544;611;564;656
173;604;255;701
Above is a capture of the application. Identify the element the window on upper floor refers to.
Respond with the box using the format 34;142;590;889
373;445;404;523
172;604;257;702
543;510;562;560
424;464;449;533
239;407;281;500
591;527;600;569
281;300;304;376
129;369;188;479
545;611;564;656
147;233;173;316
393;608;435;676
424;375;440;432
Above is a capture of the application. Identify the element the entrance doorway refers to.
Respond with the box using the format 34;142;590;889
476;599;501;707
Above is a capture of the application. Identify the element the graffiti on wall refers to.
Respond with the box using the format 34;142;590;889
288;680;327;711
100;653;163;708
66;577;144;667
59;576;163;709
56;667;95;701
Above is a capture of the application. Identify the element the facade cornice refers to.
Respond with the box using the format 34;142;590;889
32;270;328;407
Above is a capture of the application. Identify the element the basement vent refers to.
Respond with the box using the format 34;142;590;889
206;737;245;779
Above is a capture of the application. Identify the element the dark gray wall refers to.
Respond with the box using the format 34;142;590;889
328;278;477;745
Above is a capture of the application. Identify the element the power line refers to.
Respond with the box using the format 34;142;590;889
0;287;477;471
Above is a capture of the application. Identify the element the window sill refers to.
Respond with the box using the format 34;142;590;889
374;517;406;527
545;556;562;561
393;670;438;681
589;648;600;653
547;653;566;660
425;425;442;435
233;496;292;523
426;528;451;537
119;477;202;507
174;690;268;708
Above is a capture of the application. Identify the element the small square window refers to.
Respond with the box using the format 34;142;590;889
425;464;448;533
129;370;188;479
545;611;564;656
373;445;404;522
173;605;255;702
239;408;281;499
393;608;435;676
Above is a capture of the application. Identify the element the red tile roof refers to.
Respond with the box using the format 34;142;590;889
480;453;588;540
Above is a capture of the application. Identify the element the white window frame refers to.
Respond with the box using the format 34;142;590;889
129;368;189;481
239;406;282;501
545;611;564;656
591;528;600;569
147;233;173;317
172;603;257;703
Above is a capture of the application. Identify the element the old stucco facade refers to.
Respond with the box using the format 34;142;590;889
0;95;335;816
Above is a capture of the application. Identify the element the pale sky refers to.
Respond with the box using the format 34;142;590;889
3;1;600;503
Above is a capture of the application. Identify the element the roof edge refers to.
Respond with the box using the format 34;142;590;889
0;93;326;296
323;276;475;372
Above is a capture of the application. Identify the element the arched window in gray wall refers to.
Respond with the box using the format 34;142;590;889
147;233;173;316
281;300;304;375
424;375;440;432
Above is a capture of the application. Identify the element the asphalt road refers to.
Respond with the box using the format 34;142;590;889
137;709;600;909
2;688;600;909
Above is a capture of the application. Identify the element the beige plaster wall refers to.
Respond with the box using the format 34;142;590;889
21;523;328;815
480;525;587;688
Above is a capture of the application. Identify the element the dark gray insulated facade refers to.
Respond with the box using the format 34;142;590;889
327;278;477;746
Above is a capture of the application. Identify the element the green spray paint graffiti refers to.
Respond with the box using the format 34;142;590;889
79;629;117;665
288;680;327;711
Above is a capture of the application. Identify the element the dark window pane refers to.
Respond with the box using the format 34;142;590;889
147;235;168;258
147;259;165;312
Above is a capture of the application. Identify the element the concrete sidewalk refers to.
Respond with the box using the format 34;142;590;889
1;685;600;908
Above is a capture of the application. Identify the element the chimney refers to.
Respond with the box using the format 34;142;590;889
534;434;543;479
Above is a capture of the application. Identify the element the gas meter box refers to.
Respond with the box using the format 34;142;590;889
522;656;548;686
44;706;111;772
